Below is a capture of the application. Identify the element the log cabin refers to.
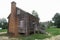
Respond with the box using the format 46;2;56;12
8;1;40;37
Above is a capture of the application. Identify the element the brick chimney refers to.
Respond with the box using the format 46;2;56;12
8;1;18;37
11;1;16;15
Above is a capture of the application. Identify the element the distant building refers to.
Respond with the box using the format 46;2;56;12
8;1;40;36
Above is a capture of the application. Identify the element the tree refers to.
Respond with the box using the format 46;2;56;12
1;18;7;23
47;21;54;28
0;18;8;29
2;22;8;29
52;13;60;28
32;10;39;19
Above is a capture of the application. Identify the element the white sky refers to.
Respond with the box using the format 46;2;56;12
0;0;60;22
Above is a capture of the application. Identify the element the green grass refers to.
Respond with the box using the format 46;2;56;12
1;28;60;40
0;33;50;40
0;29;50;40
18;34;51;40
46;27;60;36
0;29;7;32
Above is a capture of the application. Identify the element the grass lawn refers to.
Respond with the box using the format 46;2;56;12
0;29;7;32
20;27;60;40
18;34;51;40
0;28;60;40
21;27;60;40
0;29;51;40
46;27;60;36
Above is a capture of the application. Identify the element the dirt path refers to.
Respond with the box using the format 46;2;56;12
0;35;60;40
0;32;7;34
42;35;60;40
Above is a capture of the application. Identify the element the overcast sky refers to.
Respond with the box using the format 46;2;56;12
0;0;60;22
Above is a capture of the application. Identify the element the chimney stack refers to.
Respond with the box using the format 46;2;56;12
8;1;18;37
11;1;16;15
